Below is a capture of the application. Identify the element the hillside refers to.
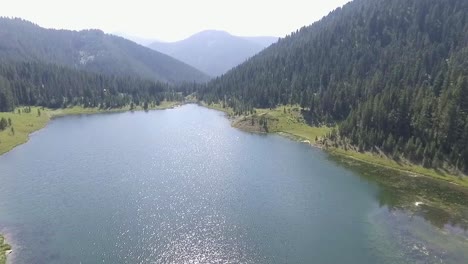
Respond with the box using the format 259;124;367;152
148;30;277;76
0;61;181;111
0;18;208;83
199;0;468;173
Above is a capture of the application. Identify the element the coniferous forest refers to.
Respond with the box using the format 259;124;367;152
0;61;182;111
198;0;468;173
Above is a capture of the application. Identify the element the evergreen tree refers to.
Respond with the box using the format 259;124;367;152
0;117;7;130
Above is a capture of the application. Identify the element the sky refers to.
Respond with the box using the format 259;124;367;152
2;0;350;42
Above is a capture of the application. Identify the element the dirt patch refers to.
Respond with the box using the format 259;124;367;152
232;116;267;133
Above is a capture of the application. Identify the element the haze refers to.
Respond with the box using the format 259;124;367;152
2;0;349;41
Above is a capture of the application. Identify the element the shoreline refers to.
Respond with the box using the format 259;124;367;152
201;102;467;189
0;102;181;156
0;102;466;263
3;101;465;188
327;149;468;189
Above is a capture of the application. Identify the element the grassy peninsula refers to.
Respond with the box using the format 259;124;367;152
202;103;331;143
202;102;467;188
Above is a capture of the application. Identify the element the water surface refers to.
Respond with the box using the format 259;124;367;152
0;104;467;263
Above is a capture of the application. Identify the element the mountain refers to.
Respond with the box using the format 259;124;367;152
0;18;209;83
112;32;159;46
242;36;279;47
148;30;278;76
199;0;468;172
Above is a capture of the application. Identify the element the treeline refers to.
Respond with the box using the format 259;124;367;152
0;61;183;111
197;0;468;172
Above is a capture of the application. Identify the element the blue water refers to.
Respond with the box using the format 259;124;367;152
0;104;466;263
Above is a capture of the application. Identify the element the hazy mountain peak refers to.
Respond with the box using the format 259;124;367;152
148;30;278;76
193;30;232;37
112;31;159;46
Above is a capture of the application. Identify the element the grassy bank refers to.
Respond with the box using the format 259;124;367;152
51;101;180;117
0;101;180;155
202;102;331;143
254;106;330;143
0;107;50;155
202;102;467;188
0;235;11;264
329;148;468;188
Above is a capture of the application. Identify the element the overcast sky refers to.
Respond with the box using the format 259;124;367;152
2;0;350;42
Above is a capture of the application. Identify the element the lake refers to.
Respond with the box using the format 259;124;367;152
0;104;467;264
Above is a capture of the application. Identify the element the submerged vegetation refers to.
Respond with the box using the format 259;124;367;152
0;235;11;264
331;152;468;263
330;153;468;230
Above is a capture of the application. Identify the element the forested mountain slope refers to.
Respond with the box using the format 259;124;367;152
0;61;180;111
0;18;208;83
148;30;277;76
199;0;468;172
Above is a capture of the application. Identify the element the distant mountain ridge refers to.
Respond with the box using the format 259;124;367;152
241;36;280;47
148;30;278;76
0;18;209;83
112;32;159;46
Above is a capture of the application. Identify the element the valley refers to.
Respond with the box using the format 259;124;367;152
0;0;467;263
